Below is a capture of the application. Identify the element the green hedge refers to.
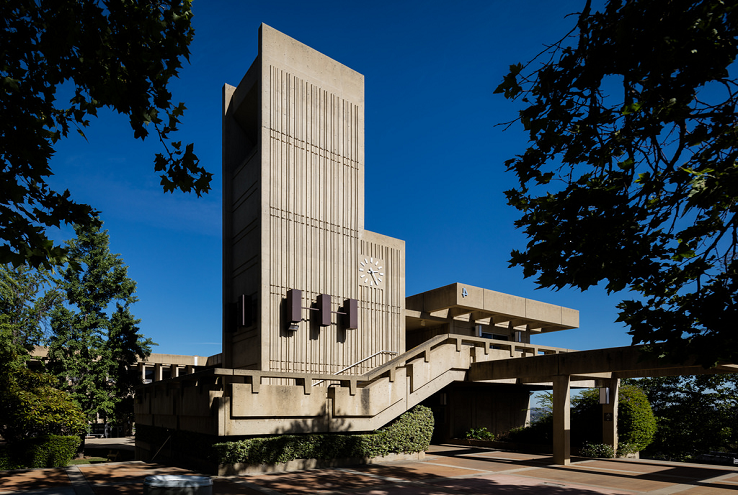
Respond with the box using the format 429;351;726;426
212;405;434;466
0;435;81;469
501;384;656;453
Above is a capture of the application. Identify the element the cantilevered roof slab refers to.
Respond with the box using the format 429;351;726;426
405;282;578;333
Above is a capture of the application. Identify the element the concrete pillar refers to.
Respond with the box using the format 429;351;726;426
553;374;571;465
153;363;163;382
138;363;146;382
170;364;180;379
602;378;620;454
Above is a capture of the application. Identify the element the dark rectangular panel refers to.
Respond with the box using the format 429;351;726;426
345;298;358;329
287;289;302;323
318;293;331;326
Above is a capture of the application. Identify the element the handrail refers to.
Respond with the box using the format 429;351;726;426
137;334;575;392
313;350;397;386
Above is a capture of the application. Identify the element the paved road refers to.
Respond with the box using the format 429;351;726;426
2;444;737;494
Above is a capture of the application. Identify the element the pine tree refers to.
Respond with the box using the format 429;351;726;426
0;263;61;352
47;220;154;425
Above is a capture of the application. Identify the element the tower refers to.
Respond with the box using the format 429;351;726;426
222;24;405;374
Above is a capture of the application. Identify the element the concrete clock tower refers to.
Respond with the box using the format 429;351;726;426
222;24;405;375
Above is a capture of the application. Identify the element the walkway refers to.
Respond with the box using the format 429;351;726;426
2;444;737;494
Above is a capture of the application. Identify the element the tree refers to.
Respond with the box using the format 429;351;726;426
1;0;212;270
0;324;86;443
47;220;153;424
0;263;61;352
496;0;738;366
626;375;738;460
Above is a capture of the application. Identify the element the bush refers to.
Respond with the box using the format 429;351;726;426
0;366;87;443
616;385;657;451
499;384;656;454
616;442;639;457
579;442;615;458
0;435;81;469
465;427;494;441
500;413;553;445
212;405;434;466
571;384;656;452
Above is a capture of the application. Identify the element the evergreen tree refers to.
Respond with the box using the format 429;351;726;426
0;263;61;353
47;220;154;424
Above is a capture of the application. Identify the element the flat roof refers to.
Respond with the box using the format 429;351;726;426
405;282;578;333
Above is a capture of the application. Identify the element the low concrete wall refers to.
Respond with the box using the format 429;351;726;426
218;451;426;476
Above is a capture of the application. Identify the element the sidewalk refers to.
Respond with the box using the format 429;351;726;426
2;444;737;494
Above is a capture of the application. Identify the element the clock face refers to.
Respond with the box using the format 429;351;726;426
359;257;384;287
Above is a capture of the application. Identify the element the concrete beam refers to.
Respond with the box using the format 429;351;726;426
469;345;735;382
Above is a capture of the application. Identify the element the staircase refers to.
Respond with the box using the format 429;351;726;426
136;334;572;437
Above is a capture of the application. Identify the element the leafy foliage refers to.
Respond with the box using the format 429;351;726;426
0;327;86;444
503;384;655;453
465;426;495;441
496;0;738;366
47;220;153;424
626;374;738;460
211;406;434;466
579;442;615;458
0;263;61;351
573;384;656;451
0;0;212;269
501;411;553;445
0;435;81;469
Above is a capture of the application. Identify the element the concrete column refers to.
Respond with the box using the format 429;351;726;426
602;378;620;454
138;363;146;382
553;374;571;465
170;364;180;379
185;365;196;374
153;363;163;382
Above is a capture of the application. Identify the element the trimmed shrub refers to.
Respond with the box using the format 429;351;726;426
572;384;656;451
616;442;639;457
616;385;657;451
579;442;615;458
212;405;434;466
0;435;81;469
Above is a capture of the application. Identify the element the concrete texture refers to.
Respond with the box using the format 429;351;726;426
3;445;738;494
222;23;405;374
135;334;573;452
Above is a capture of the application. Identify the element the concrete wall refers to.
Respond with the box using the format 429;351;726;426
424;383;532;441
222;24;405;374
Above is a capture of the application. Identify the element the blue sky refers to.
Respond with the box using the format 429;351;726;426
47;0;631;357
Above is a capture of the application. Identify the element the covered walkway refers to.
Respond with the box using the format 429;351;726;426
470;346;738;465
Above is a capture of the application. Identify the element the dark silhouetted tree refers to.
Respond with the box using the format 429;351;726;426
496;0;738;366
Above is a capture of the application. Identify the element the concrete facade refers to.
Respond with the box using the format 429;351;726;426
222;24;405;375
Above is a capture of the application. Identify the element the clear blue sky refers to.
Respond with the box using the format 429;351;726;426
47;0;630;357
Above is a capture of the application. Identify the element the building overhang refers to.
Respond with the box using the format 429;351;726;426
405;282;579;333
